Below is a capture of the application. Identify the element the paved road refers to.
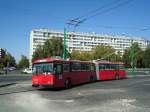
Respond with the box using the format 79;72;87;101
0;75;31;82
0;76;150;112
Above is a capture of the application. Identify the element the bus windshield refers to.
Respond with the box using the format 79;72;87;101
32;63;53;74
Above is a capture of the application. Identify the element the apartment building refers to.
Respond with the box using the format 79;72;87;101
29;29;150;64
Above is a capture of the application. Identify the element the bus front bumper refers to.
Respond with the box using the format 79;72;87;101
32;84;54;88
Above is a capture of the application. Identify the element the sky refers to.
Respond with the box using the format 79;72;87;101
0;0;150;62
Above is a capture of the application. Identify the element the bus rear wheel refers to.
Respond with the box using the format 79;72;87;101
65;79;72;89
115;74;120;80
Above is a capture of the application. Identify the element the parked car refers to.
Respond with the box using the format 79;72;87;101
3;67;16;71
22;68;32;74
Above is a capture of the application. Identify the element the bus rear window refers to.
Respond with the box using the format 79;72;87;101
32;63;53;74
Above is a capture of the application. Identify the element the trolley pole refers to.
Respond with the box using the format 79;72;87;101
63;28;67;60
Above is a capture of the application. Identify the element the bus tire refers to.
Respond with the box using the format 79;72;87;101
115;74;120;80
65;79;72;89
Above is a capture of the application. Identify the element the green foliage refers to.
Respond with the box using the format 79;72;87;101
122;49;130;67
92;45;115;60
107;53;122;62
32;37;64;61
0;53;16;68
4;53;16;67
143;45;150;68
18;55;29;68
70;51;92;61
32;45;45;60
123;42;144;68
70;45;122;61
0;58;4;68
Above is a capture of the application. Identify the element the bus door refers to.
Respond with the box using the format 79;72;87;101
99;64;107;80
54;62;63;87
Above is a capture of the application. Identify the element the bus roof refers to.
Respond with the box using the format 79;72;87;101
33;58;64;64
33;58;93;64
96;60;124;65
95;60;111;64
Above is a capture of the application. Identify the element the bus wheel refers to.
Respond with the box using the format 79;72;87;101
65;79;72;89
115;74;120;80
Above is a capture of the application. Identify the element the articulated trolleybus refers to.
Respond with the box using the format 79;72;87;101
32;58;126;89
32;58;96;89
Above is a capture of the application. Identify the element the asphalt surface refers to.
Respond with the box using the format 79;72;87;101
0;75;150;112
0;75;31;82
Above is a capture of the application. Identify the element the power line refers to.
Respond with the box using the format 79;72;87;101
84;0;133;21
74;0;122;20
79;25;149;31
67;0;134;27
67;0;122;27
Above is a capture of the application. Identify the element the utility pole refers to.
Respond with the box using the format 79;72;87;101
63;28;67;60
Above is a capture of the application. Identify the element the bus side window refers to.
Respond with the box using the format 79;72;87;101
110;64;115;70
86;64;90;71
63;63;70;72
90;64;95;71
115;64;119;70
99;64;105;70
72;63;81;71
105;64;110;70
81;63;86;71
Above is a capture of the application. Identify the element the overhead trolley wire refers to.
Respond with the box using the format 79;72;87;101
67;0;134;27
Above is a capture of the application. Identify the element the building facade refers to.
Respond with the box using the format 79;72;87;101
29;29;150;64
0;48;6;58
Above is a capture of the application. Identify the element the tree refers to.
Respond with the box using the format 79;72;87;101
123;42;144;68
122;49;130;67
0;58;4;68
32;45;45;60
143;45;150;68
0;52;16;68
92;45;115;60
32;37;64;61
18;55;29;68
70;51;92;61
3;53;16;67
107;53;122;62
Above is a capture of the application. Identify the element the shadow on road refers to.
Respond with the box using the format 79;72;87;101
0;83;17;88
38;81;99;91
0;88;38;96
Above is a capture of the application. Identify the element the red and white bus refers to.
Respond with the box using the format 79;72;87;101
32;58;96;88
95;60;126;81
